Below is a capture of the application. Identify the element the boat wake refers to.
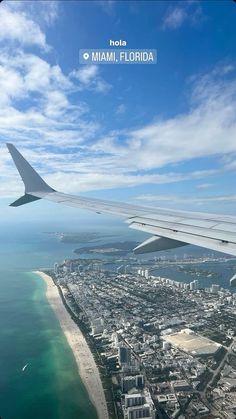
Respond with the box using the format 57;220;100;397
22;363;29;372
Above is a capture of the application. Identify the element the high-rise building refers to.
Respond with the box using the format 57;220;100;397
144;269;149;279
91;318;104;335
121;375;144;393
163;341;171;351
54;262;58;274
69;261;74;273
125;394;145;408
121;376;136;393
127;405;151;419
193;279;199;289
211;284;220;293
190;281;195;291
124;390;156;419
190;280;199;290
135;375;144;389
118;347;131;365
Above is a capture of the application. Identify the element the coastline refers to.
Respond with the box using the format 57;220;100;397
33;270;109;419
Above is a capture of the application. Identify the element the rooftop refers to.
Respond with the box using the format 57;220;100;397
163;329;221;356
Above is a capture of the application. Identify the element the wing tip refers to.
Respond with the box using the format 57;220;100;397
6;143;55;194
9;194;41;207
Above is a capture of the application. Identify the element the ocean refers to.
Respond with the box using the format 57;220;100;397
0;217;235;418
0;222;99;419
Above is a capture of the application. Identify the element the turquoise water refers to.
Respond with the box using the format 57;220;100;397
1;218;234;418
0;224;98;419
0;218;146;418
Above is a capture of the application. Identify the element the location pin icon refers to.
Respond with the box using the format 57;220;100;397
83;52;89;60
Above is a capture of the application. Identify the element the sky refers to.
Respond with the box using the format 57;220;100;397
1;0;236;225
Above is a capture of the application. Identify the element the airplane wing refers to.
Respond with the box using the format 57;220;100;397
6;143;236;257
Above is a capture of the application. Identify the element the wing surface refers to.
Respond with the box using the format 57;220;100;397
6;143;236;256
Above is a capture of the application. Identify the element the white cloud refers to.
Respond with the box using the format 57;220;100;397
91;69;236;172
96;1;116;14
70;65;112;93
3;53;73;93
72;65;98;85
0;3;48;49
116;104;126;115
1;1;236;202
163;7;187;30
0;65;25;106
5;1;59;26
44;91;70;118
162;1;203;30
197;183;213;189
1;163;217;197
134;193;236;206
3;64;236;196
35;1;59;26
0;48;98;147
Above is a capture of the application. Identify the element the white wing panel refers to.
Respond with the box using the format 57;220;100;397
6;143;236;258
129;222;236;256
33;191;236;256
128;216;236;243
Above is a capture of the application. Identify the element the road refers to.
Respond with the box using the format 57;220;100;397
196;339;235;418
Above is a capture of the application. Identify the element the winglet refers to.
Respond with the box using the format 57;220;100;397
7;143;55;207
10;194;42;207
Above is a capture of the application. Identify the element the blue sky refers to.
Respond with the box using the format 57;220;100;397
1;0;236;225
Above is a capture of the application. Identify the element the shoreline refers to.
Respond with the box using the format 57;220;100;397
33;270;109;419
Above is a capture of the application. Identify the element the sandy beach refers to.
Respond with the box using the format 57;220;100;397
34;271;109;419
